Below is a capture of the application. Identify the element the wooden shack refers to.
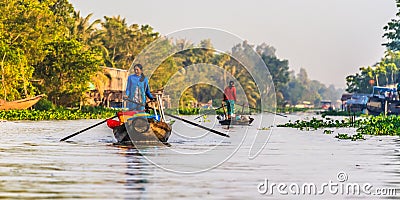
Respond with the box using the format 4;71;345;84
102;67;128;108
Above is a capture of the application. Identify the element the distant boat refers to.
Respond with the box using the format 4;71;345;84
217;115;254;126
0;94;45;110
366;86;400;115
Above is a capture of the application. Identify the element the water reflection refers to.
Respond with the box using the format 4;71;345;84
386;138;400;186
1;119;400;199
116;145;151;199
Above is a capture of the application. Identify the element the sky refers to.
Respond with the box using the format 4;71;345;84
69;0;398;88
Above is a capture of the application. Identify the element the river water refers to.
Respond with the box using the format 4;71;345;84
0;113;399;199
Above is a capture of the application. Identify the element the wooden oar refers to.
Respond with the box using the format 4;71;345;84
123;98;229;138
193;105;225;120
237;104;287;117
60;115;118;141
165;113;229;138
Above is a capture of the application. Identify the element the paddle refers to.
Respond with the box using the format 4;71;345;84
60;115;118;141
165;113;229;138
237;104;287;117
193;105;225;120
124;98;229;138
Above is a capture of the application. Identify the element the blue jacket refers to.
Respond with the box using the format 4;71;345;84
126;74;154;110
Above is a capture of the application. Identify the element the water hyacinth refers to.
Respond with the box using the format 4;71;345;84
278;114;400;136
0;108;116;121
357;115;400;136
277;116;359;130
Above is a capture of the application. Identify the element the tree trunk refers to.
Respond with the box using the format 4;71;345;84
1;53;6;100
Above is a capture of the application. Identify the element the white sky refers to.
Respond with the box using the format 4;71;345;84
69;0;397;88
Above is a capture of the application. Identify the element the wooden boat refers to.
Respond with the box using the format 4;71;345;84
346;93;369;112
106;96;172;144
366;86;400;115
107;111;172;144
367;96;400;115
217;115;254;126
0;94;45;110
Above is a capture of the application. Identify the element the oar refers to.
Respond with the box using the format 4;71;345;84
237;104;287;117
124;98;229;138
193;105;225;120
60;115;118;141
165;113;229;138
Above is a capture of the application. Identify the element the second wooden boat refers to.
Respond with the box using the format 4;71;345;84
217;115;254;126
0;94;45;110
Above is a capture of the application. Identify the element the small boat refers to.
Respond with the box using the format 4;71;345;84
346;93;369;112
366;86;400;115
217;115;254;126
106;96;172;144
0;94;45;110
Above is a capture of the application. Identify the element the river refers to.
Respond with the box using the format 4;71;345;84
0;113;399;199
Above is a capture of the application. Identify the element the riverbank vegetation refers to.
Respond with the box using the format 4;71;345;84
2;0;400;116
278;114;400;137
0;107;116;121
0;98;116;120
1;0;343;110
345;1;400;93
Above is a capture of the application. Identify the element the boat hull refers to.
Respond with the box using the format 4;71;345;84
218;116;254;126
367;96;400;115
113;118;172;144
0;95;45;110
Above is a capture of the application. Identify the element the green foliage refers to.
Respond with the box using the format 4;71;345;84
98;16;159;69
0;107;115;121
34;98;55;111
345;51;400;93
282;68;342;106
261;53;289;105
335;133;365;141
383;0;400;51
0;44;35;100
0;0;342;110
34;38;102;106
348;2;400;93
164;107;201;115
278;117;357;130
0;0;73;101
279;114;400;136
357;115;400;136
276;107;310;113
148;40;269;109
345;67;374;94
178;107;200;115
320;110;364;117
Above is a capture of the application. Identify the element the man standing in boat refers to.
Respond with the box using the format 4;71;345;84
223;80;237;120
125;64;155;110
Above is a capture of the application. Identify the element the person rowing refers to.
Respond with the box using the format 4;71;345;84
223;80;237;120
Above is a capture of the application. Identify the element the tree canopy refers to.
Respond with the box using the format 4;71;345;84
0;0;343;108
346;0;400;94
